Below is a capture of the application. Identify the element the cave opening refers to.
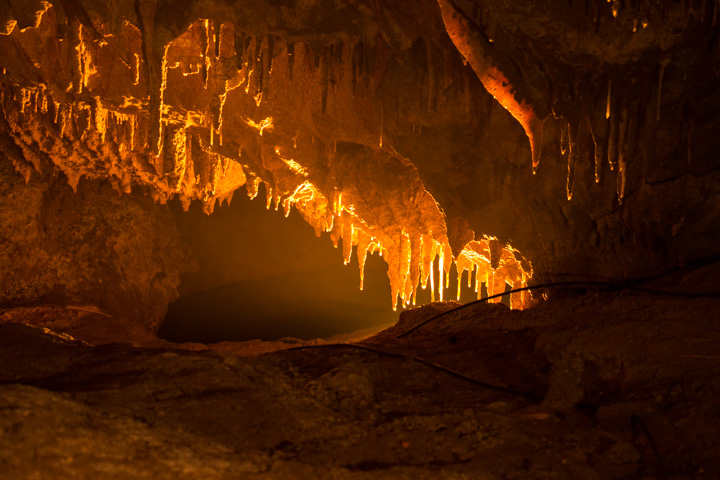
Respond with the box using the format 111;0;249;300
158;182;509;343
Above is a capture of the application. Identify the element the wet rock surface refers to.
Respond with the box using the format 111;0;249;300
1;279;718;479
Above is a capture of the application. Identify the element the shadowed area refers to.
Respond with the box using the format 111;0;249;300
160;186;498;343
159;257;398;342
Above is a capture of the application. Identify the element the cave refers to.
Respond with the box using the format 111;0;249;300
1;0;719;477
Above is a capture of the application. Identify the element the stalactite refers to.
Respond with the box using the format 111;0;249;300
492;270;507;305
608;99;618;170
656;58;670;121
263;35;274;101
334;40;344;80
94;98;108;143
437;246;444;301
265;183;273;210
463;70;471;114
287;41;295;82
168;125;187;191
379;103;383;148
253;37;263;104
321;45;329;114
342;220;354;265
70;20;84;94
687;118;694;163
426;41;436;112
234;31;244;71
351;41;360;93
366;36;377;88
59;104;68;137
410;235;421;305
39;87;48;115
0;10;543;315
588;111;605;184
437;0;547;174
420;235;434;291
443;243;452;292
606;80;612;119
243;35;254;94
213;24;220;59
201;20;210;86
399;233;412;306
566;120;579;200
356;39;366;85
560;120;569;155
617;106;628;202
357;230;371;290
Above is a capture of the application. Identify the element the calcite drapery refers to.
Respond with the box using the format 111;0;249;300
0;2;533;311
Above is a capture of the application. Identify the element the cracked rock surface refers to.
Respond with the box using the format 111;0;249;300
2;268;718;478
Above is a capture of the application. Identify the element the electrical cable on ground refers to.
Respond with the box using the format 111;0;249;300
270;342;544;401
266;279;720;412
396;280;720;339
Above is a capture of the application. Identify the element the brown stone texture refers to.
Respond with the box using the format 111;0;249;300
1;273;719;478
1;0;720;477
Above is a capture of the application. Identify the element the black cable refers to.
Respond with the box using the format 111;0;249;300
395;280;720;339
396;281;619;339
269;342;543;401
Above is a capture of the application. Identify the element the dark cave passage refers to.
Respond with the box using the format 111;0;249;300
159;185;507;343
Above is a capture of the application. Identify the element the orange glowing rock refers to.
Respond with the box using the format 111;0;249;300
437;0;546;172
0;7;534;313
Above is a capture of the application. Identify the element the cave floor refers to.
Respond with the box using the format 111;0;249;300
1;285;719;479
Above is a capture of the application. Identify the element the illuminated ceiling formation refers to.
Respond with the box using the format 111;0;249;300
1;0;719;327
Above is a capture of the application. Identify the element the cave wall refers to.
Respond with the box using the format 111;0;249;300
1;0;719;331
0;152;192;332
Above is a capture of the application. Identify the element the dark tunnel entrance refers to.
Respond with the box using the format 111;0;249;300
158;184;510;344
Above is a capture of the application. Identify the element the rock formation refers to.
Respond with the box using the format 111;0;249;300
1;0;720;477
5;0;718;328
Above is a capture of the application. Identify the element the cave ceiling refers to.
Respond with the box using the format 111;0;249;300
1;0;719;314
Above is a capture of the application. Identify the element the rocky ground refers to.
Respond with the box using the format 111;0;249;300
1;268;719;479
